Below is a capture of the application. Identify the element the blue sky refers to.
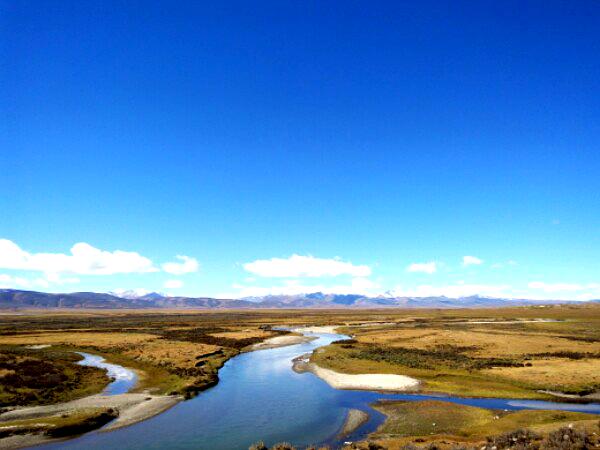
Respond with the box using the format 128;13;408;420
1;1;599;300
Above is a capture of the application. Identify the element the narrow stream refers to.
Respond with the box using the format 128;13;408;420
76;352;137;395
40;330;600;450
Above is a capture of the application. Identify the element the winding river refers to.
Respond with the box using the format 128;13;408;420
40;329;600;450
76;352;138;395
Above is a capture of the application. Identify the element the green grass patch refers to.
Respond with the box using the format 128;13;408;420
0;407;118;438
372;400;597;439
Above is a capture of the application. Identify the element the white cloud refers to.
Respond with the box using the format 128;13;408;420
243;254;371;278
528;282;594;293
230;277;380;298
0;239;157;275
164;279;183;289
463;256;483;266
407;262;437;274
526;282;600;301
0;272;80;290
491;260;517;269
161;255;199;275
44;273;80;285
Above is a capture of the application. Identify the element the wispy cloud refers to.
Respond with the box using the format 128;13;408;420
392;283;511;298
526;282;600;301
164;279;184;289
162;256;199;275
462;255;483;266
230;277;379;298
0;273;79;289
491;260;517;269
243;254;371;278
528;281;599;293
406;262;437;274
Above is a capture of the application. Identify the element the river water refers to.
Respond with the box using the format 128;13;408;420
76;352;137;395
41;330;600;450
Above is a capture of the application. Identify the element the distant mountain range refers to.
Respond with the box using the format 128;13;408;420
0;289;597;309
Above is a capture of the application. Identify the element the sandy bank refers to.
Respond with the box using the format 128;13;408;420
312;365;420;391
0;433;53;450
251;334;317;350
0;393;180;429
293;356;419;392
338;409;369;437
290;325;340;334
0;393;181;449
539;390;600;402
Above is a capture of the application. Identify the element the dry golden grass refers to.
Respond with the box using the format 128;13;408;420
209;329;273;339
0;368;14;377
1;304;599;400
484;358;600;390
0;332;158;348
318;307;600;398
123;340;220;370
353;326;600;357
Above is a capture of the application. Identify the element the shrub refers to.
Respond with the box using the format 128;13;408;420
367;443;386;450
349;344;521;371
541;427;592;450
271;443;296;450
484;428;540;450
400;445;419;450
424;444;442;450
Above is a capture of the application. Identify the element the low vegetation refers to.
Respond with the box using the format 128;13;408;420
0;346;109;407
0;304;599;447
250;442;331;450
0;407;118;439
313;305;600;398
0;314;293;401
345;400;600;449
348;344;523;371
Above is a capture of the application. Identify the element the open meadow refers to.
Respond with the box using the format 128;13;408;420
0;304;599;448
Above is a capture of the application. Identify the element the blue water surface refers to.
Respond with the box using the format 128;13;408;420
41;332;600;450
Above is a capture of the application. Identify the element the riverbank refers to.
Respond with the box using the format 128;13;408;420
0;393;180;449
1;306;599;449
355;399;600;450
251;334;318;350
338;409;369;437
293;354;420;392
0;325;337;449
309;315;600;400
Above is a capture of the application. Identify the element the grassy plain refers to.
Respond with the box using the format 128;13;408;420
2;304;600;402
355;400;600;449
311;304;600;399
0;304;599;447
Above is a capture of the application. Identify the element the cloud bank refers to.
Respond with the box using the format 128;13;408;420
0;238;201;291
0;239;157;275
